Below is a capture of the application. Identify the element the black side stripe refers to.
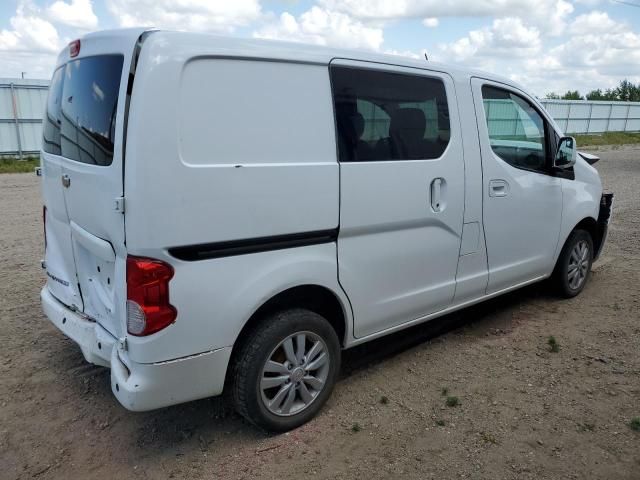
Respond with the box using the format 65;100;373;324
168;228;339;261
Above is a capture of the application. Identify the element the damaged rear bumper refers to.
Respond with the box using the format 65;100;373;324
41;287;232;411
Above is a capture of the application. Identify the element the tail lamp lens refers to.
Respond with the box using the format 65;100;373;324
126;256;176;336
69;39;81;58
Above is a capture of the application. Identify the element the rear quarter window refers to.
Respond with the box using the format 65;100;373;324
42;55;124;166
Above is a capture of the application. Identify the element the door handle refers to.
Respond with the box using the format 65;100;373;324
430;177;445;212
489;179;508;197
61;174;71;188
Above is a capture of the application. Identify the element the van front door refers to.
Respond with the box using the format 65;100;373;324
331;60;465;338
471;79;562;293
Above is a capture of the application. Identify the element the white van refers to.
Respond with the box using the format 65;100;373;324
40;28;613;431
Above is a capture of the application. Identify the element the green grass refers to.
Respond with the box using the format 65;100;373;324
630;417;640;432
548;336;560;353
0;157;40;174
351;422;362;433
575;131;640;147
445;396;459;407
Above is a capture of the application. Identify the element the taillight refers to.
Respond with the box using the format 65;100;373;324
126;256;176;336
43;206;47;250
69;39;80;58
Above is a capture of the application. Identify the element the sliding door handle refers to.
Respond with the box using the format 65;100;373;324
489;179;509;197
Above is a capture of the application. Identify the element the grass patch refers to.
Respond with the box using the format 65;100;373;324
435;419;446;426
578;422;595;432
630;417;640;432
0;157;40;174
445;396;459;407
351;422;361;433
548;336;560;353
480;431;498;444
575;131;640;147
379;395;389;405
441;387;448;396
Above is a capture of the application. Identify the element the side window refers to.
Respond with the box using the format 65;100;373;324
482;85;548;172
330;66;450;162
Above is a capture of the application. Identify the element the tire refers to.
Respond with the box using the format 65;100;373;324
552;229;594;298
231;308;341;432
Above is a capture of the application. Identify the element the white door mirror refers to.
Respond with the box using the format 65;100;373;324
555;136;576;169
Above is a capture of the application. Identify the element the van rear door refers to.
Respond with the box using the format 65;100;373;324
41;29;147;338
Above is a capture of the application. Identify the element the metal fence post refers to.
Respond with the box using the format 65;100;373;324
586;103;593;134
9;82;23;160
605;103;613;133
624;104;631;132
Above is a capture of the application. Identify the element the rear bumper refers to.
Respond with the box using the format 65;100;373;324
41;287;232;411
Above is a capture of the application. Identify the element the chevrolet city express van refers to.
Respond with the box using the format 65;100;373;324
40;28;613;431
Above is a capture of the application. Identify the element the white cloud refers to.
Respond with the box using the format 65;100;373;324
106;0;262;33
319;0;573;35
437;17;541;64
0;3;62;77
551;12;640;77
436;10;640;96
568;10;617;35
254;6;384;51
422;17;438;28
47;0;98;30
0;4;60;54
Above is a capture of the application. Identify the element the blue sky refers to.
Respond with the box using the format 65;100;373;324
1;0;639;95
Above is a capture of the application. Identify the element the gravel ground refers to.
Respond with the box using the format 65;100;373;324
1;146;639;480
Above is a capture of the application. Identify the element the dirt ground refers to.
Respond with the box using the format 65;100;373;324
1;146;639;480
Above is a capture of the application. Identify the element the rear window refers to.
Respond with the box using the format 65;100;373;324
42;55;124;166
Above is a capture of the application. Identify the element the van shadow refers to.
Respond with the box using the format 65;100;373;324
341;282;553;377
55;282;555;462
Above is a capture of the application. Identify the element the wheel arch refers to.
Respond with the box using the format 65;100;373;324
554;216;598;268
225;284;350;386
574;217;600;251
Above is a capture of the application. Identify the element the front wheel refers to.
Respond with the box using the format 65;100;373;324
231;308;341;432
552;229;594;298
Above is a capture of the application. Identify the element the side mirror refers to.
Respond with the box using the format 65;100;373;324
554;136;576;169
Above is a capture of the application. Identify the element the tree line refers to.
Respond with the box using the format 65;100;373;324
545;79;640;102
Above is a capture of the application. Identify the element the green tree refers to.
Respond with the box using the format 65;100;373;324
586;89;605;100
616;79;634;101
545;92;560;99
561;90;584;100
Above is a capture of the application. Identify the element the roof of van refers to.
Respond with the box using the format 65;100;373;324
72;28;529;96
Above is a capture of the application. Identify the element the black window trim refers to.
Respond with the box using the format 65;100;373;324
481;82;572;179
329;62;453;164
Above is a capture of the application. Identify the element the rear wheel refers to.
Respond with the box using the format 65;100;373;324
552;229;593;298
231;308;341;432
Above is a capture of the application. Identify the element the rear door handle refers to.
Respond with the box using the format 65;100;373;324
61;174;71;188
489;179;509;197
430;177;445;212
